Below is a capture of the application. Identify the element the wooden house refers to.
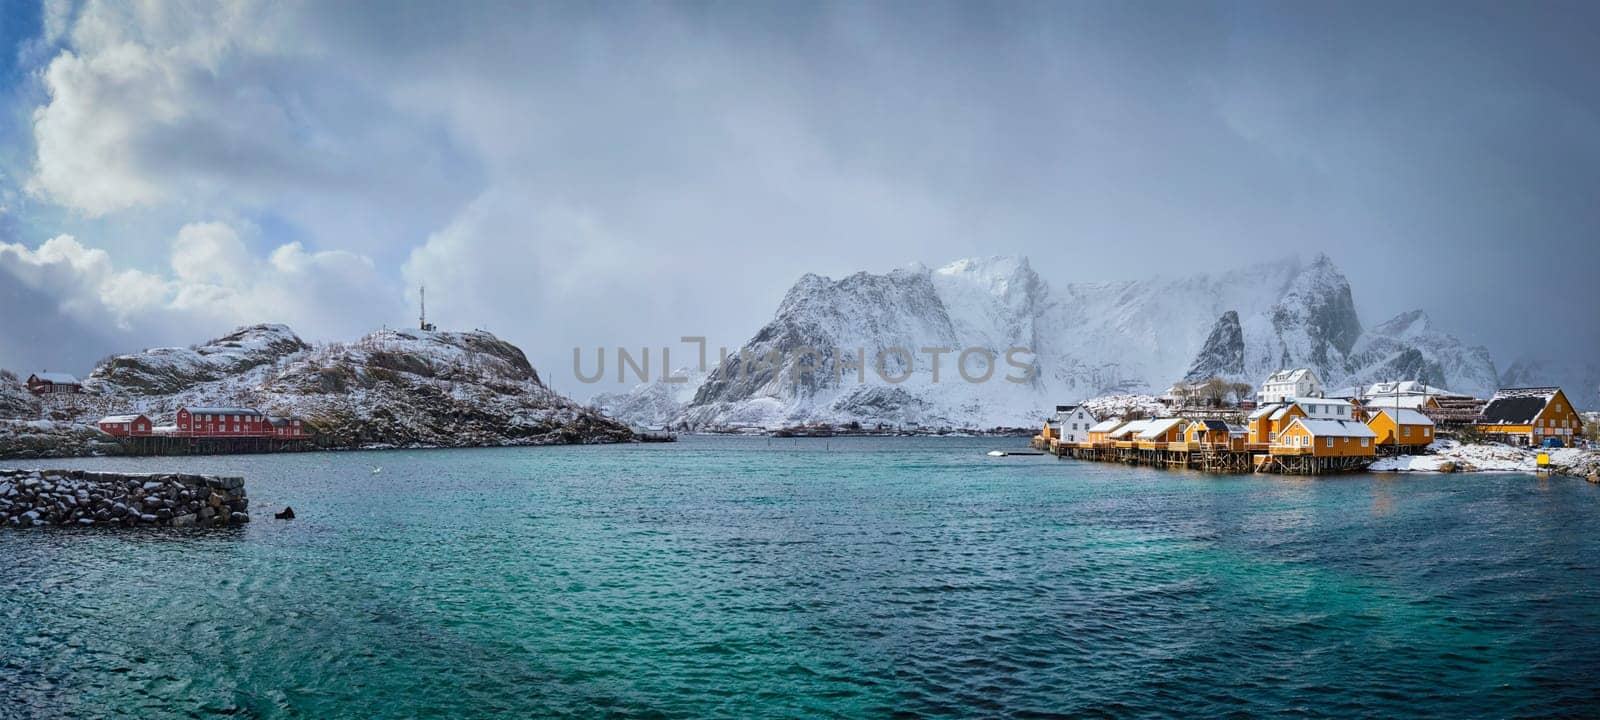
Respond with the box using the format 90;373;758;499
1257;368;1322;404
1086;418;1125;446
1365;408;1435;451
1055;405;1100;445
26;372;82;395
1475;387;1583;447
97;413;152;437
1271;418;1377;457
1136;418;1187;448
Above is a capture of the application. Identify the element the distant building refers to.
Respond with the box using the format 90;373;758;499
97;413;152;437
1257;368;1322;405
26;372;81;395
1054;405;1099;445
1475;387;1583;447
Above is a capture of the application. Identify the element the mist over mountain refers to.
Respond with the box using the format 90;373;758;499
598;253;1584;428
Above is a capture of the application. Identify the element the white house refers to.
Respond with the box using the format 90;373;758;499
1257;368;1323;404
1292;398;1357;421
1054;404;1100;444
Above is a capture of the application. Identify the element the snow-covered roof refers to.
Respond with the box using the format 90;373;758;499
1269;406;1295;421
1325;386;1363;400
1371;408;1434;427
1364;380;1454;398
1248;404;1282;420
1285;418;1377;438
1087;418;1124;433
1480;387;1562;425
1264;368;1318;385
30;372;80;385
1108;420;1150;439
1363;395;1434;410
1137;418;1185;439
98;414;145;423
182;407;263;416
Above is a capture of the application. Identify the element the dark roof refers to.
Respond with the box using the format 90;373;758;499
1201;419;1229;431
1055;404;1078;412
1479;388;1559;425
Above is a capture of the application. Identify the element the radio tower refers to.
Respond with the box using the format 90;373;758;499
419;285;436;331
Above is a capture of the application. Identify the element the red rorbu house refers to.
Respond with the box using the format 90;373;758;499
27;372;82;395
98;414;153;437
175;407;272;437
268;416;311;439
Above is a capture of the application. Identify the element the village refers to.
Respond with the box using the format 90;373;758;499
1033;368;1592;476
18;372;314;455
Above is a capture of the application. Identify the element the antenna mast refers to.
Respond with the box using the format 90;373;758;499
419;285;436;331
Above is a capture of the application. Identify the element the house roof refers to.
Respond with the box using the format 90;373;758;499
1108;420;1151;439
98;414;145;423
1054;404;1078;413
1269;406;1296;421
1479;387;1562;425
1363;395;1434;410
1265;368;1317;385
1087;418;1124;433
1325;386;1363;400
30;372;80;384
1371;408;1434;427
1137;418;1185;439
1248;404;1282;420
1199;419;1230;431
182;407;263;416
1286;418;1377;438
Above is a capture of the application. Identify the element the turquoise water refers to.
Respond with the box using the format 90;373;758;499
3;435;1599;718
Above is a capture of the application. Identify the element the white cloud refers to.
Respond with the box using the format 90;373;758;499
0;225;399;347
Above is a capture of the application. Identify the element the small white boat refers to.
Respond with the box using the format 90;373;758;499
987;450;1008;457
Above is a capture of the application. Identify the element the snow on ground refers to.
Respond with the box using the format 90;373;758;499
1372;439;1600;475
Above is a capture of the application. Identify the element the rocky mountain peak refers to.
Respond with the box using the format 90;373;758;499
1184;310;1245;382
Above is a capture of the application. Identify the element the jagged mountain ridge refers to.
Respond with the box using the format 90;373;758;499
629;254;1511;428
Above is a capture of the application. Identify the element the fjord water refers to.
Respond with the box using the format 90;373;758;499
3;437;1599;718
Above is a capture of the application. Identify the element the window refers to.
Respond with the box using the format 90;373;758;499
1423;427;1431;437
1402;427;1410;437
1326;437;1334;448
1269;432;1277;442
1361;438;1370;447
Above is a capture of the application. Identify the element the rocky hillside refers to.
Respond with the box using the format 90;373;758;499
86;324;310;395
0;372;39;418
4;324;632;456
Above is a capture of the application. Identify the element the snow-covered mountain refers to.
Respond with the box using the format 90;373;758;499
1501;357;1600;409
592;366;709;428
1345;310;1500;398
634;253;1509;429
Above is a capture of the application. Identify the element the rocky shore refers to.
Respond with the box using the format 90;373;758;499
0;469;249;528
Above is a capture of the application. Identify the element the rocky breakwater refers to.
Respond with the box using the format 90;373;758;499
0;469;249;528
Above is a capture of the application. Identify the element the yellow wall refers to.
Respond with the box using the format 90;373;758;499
1275;422;1376;457
1365;413;1434;446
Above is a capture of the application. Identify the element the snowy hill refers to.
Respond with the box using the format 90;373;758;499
6;324;632;454
591;366;709;428
634;253;1506;429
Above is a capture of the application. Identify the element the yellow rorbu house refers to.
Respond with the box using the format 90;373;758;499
1184;419;1244;450
1260;417;1377;474
1086;418;1125;446
1135;419;1187;449
1474;387;1583;447
1364;408;1435;453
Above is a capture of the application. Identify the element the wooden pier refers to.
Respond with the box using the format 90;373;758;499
116;435;317;456
1033;436;1372;475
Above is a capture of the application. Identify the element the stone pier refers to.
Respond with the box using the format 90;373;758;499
0;469;249;528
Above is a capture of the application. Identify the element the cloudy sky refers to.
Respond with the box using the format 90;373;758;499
1;0;1596;396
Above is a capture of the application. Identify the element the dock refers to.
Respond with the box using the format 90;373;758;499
1032;436;1373;475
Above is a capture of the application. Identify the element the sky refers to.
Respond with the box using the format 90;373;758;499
0;0;1596;398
